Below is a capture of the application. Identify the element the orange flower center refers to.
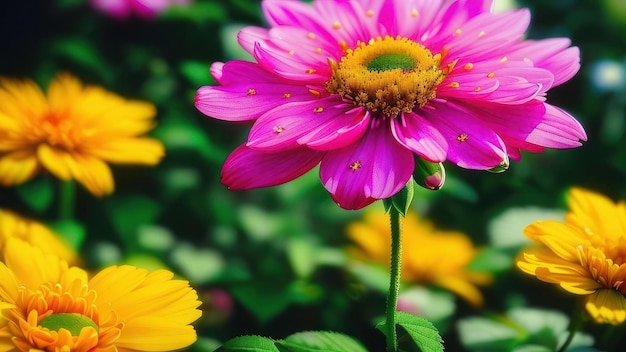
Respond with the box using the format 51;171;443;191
32;111;85;151
325;36;448;118
7;280;122;351
578;241;626;294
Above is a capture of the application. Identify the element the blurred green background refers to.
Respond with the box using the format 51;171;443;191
1;0;625;351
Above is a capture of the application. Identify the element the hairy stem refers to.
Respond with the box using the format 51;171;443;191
385;206;402;352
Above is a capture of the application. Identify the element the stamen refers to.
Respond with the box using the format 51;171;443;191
325;36;445;118
349;161;362;171
456;133;468;142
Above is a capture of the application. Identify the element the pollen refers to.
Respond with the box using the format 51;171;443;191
474;87;481;92
366;9;374;17
282;93;292;98
309;89;321;96
487;72;495;78
273;126;285;134
349;161;362;171
454;28;462;36
246;88;257;96
314;107;324;113
289;50;295;55
500;56;508;63
325;36;445;118
316;48;322;53
464;63;474;70
333;21;341;30
478;31;485;38
306;68;317;74
456;133;468;142
448;82;460;88
308;32;316;39
411;9;419;17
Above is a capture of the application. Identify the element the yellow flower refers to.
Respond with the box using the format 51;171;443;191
0;209;78;265
347;210;491;307
517;187;626;325
0;238;202;351
0;73;164;196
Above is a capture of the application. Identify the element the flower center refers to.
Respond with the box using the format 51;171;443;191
326;36;446;118
39;313;99;336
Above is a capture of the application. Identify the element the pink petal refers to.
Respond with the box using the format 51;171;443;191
253;40;329;83
320;120;414;210
221;144;324;189
459;100;586;152
509;38;581;86
237;27;271;57
390;111;448;162
440;10;530;61
247;97;364;151
262;0;380;50
299;108;371;151
423;101;508;169
195;61;318;121
423;0;500;51
90;0;131;19
440;60;553;104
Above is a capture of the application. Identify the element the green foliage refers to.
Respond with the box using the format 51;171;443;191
218;331;367;352
377;312;444;352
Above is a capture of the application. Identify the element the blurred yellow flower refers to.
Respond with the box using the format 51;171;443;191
347;210;491;307
0;238;202;351
0;209;78;265
518;188;626;325
0;73;164;196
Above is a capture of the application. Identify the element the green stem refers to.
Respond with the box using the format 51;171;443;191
385;206;402;352
58;180;75;220
557;309;583;352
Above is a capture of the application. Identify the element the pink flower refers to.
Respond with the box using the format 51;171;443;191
195;0;586;210
90;0;190;20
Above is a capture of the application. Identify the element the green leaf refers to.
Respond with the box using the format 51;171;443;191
457;316;520;351
179;61;215;87
230;283;292;323
16;177;54;213
383;179;414;216
218;336;280;352
107;195;161;241
48;220;86;251
160;2;228;24
52;37;109;75
277;331;368;352
377;312;444;352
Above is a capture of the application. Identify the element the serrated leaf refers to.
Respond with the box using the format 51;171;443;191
277;331;367;352
377;312;444;352
218;335;279;352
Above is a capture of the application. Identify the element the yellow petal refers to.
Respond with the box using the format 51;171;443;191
115;318;197;351
47;73;84;113
0;150;39;186
37;145;114;196
2;238;68;290
86;138;164;165
0;262;19;304
433;276;485;307
37;144;75;180
585;289;626;325
523;221;584;262
0;77;48;120
71;154;114;197
567;188;626;242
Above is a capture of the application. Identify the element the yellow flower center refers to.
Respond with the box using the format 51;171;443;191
326;36;446;118
34;112;84;150
7;282;122;351
39;313;99;336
